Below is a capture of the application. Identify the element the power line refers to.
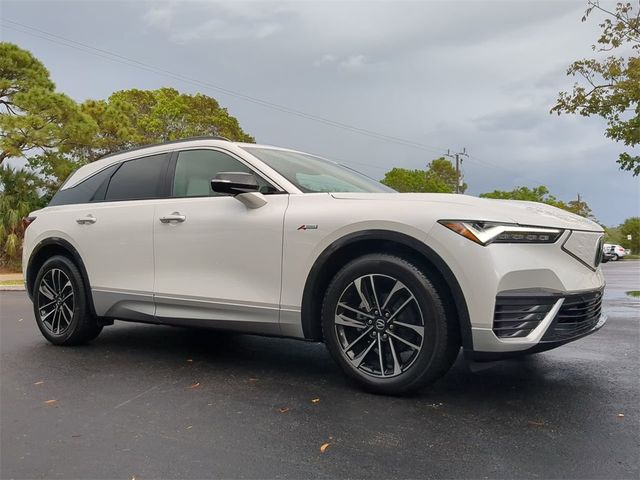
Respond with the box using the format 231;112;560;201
1;19;448;155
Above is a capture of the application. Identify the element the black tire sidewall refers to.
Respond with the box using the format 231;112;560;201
33;255;88;345
322;254;452;394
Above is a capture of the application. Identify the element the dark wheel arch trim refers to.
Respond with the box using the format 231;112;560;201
26;238;98;318
301;229;473;350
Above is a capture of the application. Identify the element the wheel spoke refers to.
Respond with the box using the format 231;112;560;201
61;303;73;327
393;320;424;337
349;338;376;368
377;334;385;377
388;331;421;350
335;313;366;329
41;307;56;324
369;275;382;312
388;295;416;321
388;337;403;376
353;277;372;312
39;281;55;300
381;280;406;311
337;302;374;319
40;298;57;310
344;326;374;351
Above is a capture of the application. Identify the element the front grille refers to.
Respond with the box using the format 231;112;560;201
493;295;557;338
493;289;604;340
542;289;603;341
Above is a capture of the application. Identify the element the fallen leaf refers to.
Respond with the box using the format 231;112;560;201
43;399;57;405
278;407;290;413
320;442;331;453
18;318;23;322
617;413;625;418
186;425;193;430
33;380;45;385
528;420;544;427
311;398;320;404
188;382;200;389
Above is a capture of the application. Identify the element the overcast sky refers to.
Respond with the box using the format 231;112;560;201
1;0;638;225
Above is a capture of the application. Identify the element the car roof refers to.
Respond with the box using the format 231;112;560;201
61;137;301;190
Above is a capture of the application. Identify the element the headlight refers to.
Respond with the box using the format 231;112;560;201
438;221;563;246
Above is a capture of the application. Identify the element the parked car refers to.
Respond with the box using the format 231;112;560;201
22;137;607;394
603;243;628;261
601;249;615;263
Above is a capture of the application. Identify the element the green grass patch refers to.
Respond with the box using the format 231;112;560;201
626;291;640;298
0;280;24;286
624;254;640;260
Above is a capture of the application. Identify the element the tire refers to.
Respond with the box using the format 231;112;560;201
33;255;103;345
612;254;619;261
321;254;460;395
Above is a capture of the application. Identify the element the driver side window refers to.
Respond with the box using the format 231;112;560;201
172;149;273;197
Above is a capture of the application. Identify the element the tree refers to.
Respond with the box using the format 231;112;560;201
0;42;96;165
479;185;595;219
551;2;640;175
381;157;467;193
75;88;255;162
619;216;640;251
0;165;45;267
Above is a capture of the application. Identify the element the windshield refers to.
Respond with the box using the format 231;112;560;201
241;147;394;193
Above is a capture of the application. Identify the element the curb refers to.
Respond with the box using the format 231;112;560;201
0;285;26;291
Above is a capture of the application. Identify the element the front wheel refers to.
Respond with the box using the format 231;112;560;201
33;255;102;345
612;254;619;261
321;254;459;395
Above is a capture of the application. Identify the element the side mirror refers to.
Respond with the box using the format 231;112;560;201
211;172;259;196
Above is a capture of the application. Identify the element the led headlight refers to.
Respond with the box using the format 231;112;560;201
438;221;563;246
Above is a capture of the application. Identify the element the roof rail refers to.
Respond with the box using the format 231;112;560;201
99;136;231;160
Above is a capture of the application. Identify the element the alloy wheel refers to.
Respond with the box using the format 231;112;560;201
334;274;425;378
37;268;75;335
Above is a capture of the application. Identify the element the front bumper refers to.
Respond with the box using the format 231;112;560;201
426;226;606;356
467;288;607;361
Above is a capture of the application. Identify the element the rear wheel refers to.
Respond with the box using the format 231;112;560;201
612;254;619;261
33;255;102;345
321;254;459;395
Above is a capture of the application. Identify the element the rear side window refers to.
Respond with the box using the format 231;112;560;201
48;164;119;206
172;149;273;197
105;153;169;201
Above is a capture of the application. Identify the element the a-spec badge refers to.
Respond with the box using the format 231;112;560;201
297;224;318;231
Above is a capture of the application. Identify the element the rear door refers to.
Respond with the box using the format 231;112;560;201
152;148;289;334
67;153;170;319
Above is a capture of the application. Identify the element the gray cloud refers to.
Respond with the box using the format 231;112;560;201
2;0;638;225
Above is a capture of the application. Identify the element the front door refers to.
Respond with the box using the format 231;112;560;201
152;148;289;335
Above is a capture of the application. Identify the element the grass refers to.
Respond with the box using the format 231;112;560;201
0;280;24;286
626;291;640;298
624;254;640;260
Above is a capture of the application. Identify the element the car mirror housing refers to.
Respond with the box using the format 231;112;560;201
211;172;259;196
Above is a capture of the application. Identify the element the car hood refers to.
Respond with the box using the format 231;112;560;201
330;193;603;232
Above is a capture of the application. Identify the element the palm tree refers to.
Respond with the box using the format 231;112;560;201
0;165;45;268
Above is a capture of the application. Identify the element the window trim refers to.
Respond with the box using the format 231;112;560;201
167;147;285;199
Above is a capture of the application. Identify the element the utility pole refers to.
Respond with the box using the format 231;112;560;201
445;148;468;194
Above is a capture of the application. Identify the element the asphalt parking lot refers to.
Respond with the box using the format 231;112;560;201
1;262;638;479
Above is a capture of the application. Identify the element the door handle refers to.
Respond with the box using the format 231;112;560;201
159;212;186;223
76;215;96;225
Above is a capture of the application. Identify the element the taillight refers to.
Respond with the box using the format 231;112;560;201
22;216;36;231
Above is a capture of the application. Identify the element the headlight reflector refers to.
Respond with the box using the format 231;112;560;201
438;221;563;246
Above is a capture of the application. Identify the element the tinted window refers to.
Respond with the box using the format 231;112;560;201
49;164;119;206
172;149;272;197
105;154;168;201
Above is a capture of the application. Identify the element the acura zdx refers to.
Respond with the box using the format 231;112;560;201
22;137;606;394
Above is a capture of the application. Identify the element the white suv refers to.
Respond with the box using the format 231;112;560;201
603;243;628;261
22;137;607;394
